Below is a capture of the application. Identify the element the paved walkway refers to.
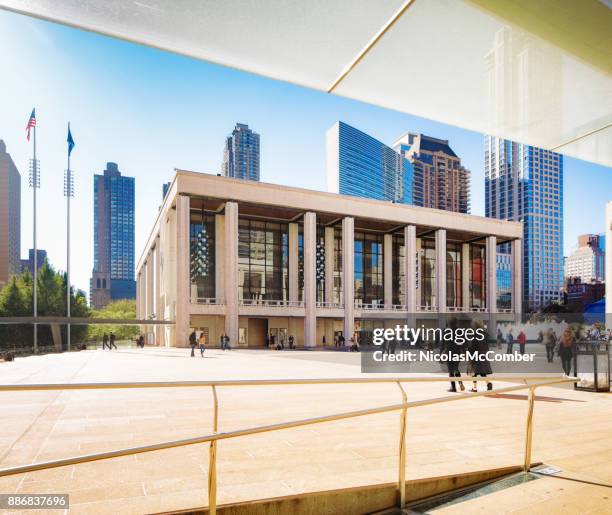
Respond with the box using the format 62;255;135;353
0;348;610;514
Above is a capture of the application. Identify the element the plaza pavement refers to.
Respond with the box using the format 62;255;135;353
0;347;610;514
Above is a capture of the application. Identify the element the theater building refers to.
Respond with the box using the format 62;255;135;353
136;171;523;347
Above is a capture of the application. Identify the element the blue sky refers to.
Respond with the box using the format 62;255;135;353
0;9;610;296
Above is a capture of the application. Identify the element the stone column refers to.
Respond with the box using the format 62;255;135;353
153;240;162;345
175;195;191;347
324;226;335;304
224;201;239;346
303;212;316;347
146;255;154;319
511;238;522;315
288;222;299;302
462;243;470;311
215;214;225;303
342;217;354;340
435;229;446;312
404;225;417;312
486;236;497;314
136;272;142;319
384;233;393;308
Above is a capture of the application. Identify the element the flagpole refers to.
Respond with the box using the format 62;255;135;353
32;119;38;354
66;123;71;352
65;123;74;352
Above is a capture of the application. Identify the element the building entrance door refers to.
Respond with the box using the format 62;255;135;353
270;327;288;348
247;318;268;347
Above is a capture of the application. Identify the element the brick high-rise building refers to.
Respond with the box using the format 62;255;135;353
394;133;470;213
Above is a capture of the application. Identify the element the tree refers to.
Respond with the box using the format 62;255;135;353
87;299;139;341
0;261;91;353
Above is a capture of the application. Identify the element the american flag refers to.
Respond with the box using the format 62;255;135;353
26;108;36;141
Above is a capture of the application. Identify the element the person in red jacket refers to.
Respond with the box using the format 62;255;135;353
518;331;527;355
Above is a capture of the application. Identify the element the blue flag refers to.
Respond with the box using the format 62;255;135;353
67;123;75;155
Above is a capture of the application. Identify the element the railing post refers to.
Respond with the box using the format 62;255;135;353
397;381;408;508
208;385;219;515
523;386;535;472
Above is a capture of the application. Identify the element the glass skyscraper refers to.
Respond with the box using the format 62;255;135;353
485;137;563;312
326;121;413;204
222;123;260;181
90;162;136;309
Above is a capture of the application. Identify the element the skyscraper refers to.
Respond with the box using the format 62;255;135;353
326;121;413;204
485;137;564;312
394;133;470;213
221;123;260;181
20;248;47;276
0;140;21;288
565;234;605;283
90;162;135;309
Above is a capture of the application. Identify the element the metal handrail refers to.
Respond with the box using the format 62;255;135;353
0;376;577;515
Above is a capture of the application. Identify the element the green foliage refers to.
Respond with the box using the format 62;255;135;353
87;299;139;341
0;261;91;353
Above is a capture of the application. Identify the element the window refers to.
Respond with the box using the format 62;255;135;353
354;232;384;305
189;211;216;301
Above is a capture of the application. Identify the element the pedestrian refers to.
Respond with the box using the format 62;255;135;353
109;332;117;350
265;333;270;348
224;333;230;350
544;328;556;363
505;329;514;354
446;338;465;393
339;333;345;350
518;330;527;355
349;337;359;352
559;328;575;376
288;335;295;349
189;330;197;357
138;335;145;348
199;332;206;357
102;332;109;350
469;339;493;392
496;328;503;350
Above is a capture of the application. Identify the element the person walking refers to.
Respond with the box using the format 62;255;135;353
496;328;503;350
138;335;145;348
102;332;109;350
288;335;295;349
559;328;575;376
469;338;493;392
505;329;514;354
223;333;230;350
189;330;197;357
544;328;556;363
446;338;465;393
518;330;527;355
198;332;206;357
109;332;117;350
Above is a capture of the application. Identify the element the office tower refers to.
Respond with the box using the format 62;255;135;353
90;162;135;309
162;182;170;200
221;123;260;181
0;140;21;288
565;234;605;283
394;133;470;213
326;121;413;204
485;137;563;312
20;248;47;275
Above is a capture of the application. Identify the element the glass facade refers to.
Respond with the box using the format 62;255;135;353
238;219;288;301
330;121;413;204
333;227;343;304
485;137;563;311
221;123;260;181
470;245;486;309
420;239;436;308
189;211;215;300
354;232;384;305
496;251;512;309
392;233;405;305
91;162;135;305
446;242;462;308
316;226;325;302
